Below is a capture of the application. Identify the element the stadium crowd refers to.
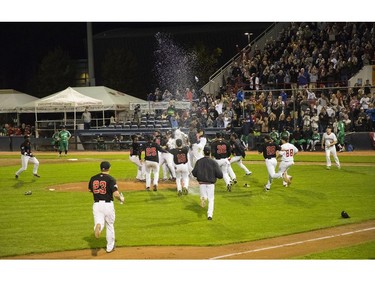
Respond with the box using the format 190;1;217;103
138;22;375;150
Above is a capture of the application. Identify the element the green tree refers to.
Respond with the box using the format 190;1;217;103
191;43;222;89
31;47;76;98
101;48;138;95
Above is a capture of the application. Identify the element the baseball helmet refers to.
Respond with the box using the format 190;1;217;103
203;146;211;156
341;210;350;219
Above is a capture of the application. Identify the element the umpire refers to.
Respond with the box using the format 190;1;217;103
192;146;223;220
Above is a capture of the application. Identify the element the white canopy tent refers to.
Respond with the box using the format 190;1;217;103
71;86;146;111
22;87;103;133
0;89;39;126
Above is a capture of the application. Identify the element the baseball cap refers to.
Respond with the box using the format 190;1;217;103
100;161;111;171
203;146;211;156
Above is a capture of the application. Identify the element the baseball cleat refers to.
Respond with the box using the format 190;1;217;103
146;186;150;191
178;191;182;196
326;166;331;170
106;244;115;253
227;184;232;192
264;185;270;191
15;174;18;179
153;185;158;191
282;172;290;184
232;179;237;184
94;224;101;239
182;187;188;195
207;217;212;220
246;172;252;176
33;174;40;178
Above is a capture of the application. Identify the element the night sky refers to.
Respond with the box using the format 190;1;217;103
0;22;270;97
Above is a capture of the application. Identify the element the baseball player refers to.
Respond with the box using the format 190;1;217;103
58;125;71;157
192;146;223;220
169;139;190;196
337;119;345;152
143;134;168;191
321;126;341;170
229;133;252;177
51;129;60;151
210;132;232;191
258;135;282;191
129;135;145;181
191;130;207;166
159;131;176;181
88;161;124;253
15;134;40;179
276;135;299;187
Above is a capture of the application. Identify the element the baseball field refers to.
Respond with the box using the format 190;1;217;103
1;150;374;279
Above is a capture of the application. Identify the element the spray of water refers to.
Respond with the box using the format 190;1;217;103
153;32;198;95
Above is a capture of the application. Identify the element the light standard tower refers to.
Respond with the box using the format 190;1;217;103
244;32;253;46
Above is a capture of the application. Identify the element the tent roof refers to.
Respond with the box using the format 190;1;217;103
72;86;146;110
0;89;39;113
19;87;103;112
36;87;103;107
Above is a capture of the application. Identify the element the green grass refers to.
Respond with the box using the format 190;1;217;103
1;152;375;258
296;240;375;259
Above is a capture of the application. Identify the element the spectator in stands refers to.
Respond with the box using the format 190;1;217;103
185;88;193;102
297;68;309;89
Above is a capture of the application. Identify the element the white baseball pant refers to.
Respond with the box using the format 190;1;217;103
145;160;160;188
175;163;189;192
265;158;279;189
93;201;115;252
15;155;39;176
325;146;340;168
199;183;215;218
230;156;251;174
214;158;231;186
129;155;145;180
159;152;176;179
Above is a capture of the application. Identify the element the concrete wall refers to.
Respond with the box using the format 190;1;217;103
348;65;374;87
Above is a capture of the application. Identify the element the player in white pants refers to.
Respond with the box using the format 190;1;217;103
170;139;190;196
276;135;299;187
145;160;160;188
228;133;252;183
129;135;145;181
321;126;341;170
15;135;40;179
191;132;207;166
159;131;176;181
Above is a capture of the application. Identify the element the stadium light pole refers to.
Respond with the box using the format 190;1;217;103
244;32;253;46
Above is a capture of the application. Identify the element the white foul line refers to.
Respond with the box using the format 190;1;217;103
209;227;375;260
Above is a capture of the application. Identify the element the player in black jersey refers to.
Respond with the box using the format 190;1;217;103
15;134;40;179
210;132;233;191
143;134;168;191
88;161;124;253
258;135;282;191
129;135;145;181
169;139;190;196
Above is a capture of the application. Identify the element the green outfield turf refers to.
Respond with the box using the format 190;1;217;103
0;152;374;258
296;240;375;259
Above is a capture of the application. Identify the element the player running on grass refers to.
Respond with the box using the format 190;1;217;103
276;135;298;187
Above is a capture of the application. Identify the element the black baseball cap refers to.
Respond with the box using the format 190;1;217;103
203;146;211;156
100;161;111;171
